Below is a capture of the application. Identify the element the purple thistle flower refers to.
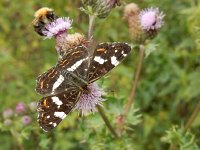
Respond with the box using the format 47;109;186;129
2;108;13;118
74;83;105;115
15;102;26;114
22;115;32;125
42;17;72;39
139;7;165;31
4;119;12;126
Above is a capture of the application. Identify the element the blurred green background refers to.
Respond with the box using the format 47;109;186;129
0;0;200;150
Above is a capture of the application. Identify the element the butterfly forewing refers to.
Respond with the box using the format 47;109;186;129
37;88;82;132
88;42;131;83
36;46;89;95
36;42;132;132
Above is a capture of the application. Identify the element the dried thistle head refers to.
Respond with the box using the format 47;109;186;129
55;33;90;58
123;3;139;19
124;3;144;43
64;33;90;49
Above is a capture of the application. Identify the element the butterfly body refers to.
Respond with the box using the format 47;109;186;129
36;42;131;131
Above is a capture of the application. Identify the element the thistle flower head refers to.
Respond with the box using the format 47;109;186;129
63;33;89;49
55;33;89;58
139;8;165;31
123;3;140;20
42;17;72;39
22;115;32;125
74;83;105;115
16;102;26;114
123;3;144;43
2;108;13;118
4;119;12;126
29;101;37;111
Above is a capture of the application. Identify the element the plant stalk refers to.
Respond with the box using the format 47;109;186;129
97;105;119;139
184;100;200;131
88;12;119;139
124;45;144;117
88;15;96;40
117;45;144;135
169;100;200;150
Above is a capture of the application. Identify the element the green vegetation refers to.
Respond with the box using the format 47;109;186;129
0;0;199;150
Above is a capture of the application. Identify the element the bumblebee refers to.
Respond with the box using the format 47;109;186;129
32;7;57;36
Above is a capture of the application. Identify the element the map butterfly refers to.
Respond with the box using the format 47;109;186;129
36;42;132;132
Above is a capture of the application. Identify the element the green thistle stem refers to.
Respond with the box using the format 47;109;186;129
184;100;200;131
124;45;144;117
88;15;96;40
97;105;119;139
117;45;144;136
87;13;118;139
169;100;200;150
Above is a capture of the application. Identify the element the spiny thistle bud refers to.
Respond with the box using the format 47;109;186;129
124;3;144;43
81;0;119;18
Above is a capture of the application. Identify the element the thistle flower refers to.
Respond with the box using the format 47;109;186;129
81;0;119;18
22;115;32;125
16;102;26;114
139;8;165;36
74;83;105;115
29;101;37;111
42;17;72;39
4;119;12;126
124;3;165;41
2;108;13;118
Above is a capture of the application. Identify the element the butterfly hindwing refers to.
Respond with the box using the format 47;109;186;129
37;87;82;132
88;42;131;83
36;46;89;95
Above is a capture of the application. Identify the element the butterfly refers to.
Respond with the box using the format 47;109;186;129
36;42;132;132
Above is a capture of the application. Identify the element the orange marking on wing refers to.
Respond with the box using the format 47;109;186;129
60;59;68;66
48;69;55;77
43;99;48;107
97;48;105;52
40;81;44;88
72;51;80;55
49;70;57;78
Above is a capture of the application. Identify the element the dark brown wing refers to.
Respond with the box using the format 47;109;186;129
88;42;131;83
37;87;82;132
36;46;89;96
